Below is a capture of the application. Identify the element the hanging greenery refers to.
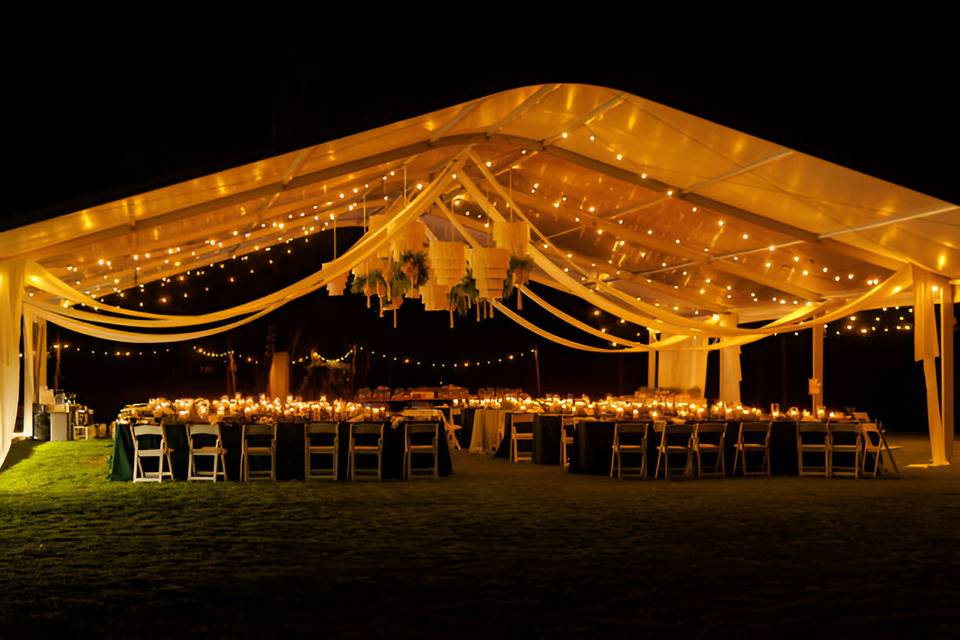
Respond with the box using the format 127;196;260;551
399;250;430;288
361;270;387;300
503;255;536;301
448;269;479;317
388;260;412;303
349;272;367;295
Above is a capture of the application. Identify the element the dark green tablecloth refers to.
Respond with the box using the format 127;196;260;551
568;420;615;474
532;414;562;464
458;408;476;449
563;419;806;477
110;420;452;481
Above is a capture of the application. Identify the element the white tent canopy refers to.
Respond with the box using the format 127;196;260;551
0;83;955;465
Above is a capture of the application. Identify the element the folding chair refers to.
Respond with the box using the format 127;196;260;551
186;423;227;482
510;413;535;463
404;422;439;479
349;422;383;481
609;422;649;479
305;422;339;481
733;421;772;477
797;422;829;477
242;423;276;481
654;422;693;479
560;416;576;471
693;422;727;479
825;422;859;478
859;422;900;478
131;424;174;483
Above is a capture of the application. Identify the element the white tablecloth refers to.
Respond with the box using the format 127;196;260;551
469;408;507;453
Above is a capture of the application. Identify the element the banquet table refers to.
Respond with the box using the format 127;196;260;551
457;407;476;449
532;414;563;464
109;419;453;481
566;418;807;476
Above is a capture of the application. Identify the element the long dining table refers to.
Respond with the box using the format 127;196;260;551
557;418;807;476
109;419;453;481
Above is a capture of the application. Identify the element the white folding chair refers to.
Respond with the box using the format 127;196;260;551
827;422;861;478
404;422;439;479
242;423;276;482
693;422;727;479
859;422;900;478
186;423;227;482
733;421;772;477
560;416;576;471
305;422;339;481
349;422;383;481
797;422;829;477
610;422;649;479
510;413;535;463
131;424;173;483
655;422;693;479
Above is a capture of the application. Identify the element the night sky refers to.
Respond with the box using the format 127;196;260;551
5;42;956;431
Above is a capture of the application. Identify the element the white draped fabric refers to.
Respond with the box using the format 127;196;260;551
657;333;708;392
718;314;742;405
0;259;26;462
913;266;946;465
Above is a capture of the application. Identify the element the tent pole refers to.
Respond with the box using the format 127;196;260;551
941;282;954;462
811;324;824;413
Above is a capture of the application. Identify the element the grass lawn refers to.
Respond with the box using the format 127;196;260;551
1;435;959;638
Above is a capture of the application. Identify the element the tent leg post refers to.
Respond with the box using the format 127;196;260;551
941;282;954;462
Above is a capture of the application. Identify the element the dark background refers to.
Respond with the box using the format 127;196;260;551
6;41;955;433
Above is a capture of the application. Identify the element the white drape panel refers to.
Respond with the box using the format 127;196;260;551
658;333;708;391
913;265;946;464
268;352;290;401
0;259;26;463
718;314;742;405
36;318;47;395
21;309;35;438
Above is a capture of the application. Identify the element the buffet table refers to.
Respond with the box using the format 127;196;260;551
109;420;453;481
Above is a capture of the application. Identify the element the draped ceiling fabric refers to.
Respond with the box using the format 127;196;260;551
0;83;957;465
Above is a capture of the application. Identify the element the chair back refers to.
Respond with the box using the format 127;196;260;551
406;422;438;446
695;421;726;444
511;413;534;433
132;424;164;438
187;423;221;447
859;422;882;446
244;423;276;438
852;411;870;422
351;422;383;445
306;422;339;446
244;423;276;449
187;423;220;436
829;422;861;446
132;424;165;453
661;422;694;447
738;421;771;445
615;422;649;445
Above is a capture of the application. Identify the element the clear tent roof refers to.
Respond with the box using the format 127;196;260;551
2;83;956;322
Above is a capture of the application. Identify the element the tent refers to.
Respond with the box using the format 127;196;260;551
1;83;955;466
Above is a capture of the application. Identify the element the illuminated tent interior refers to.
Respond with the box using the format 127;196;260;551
1;83;956;467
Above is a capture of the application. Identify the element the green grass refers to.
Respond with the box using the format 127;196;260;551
1;436;959;637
